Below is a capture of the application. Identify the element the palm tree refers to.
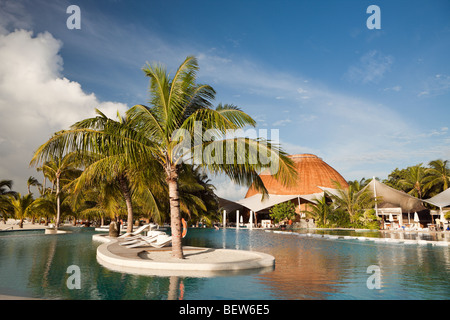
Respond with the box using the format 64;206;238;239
28;56;296;259
27;176;41;195
33;192;57;226
74;181;125;232
69;113;166;233
328;180;374;224
347;178;370;192
425;159;450;193
30;151;80;229
125;56;296;258
302;196;333;227
0;179;17;223
178;165;218;226
3;193;35;228
31;110;165;234
398;164;428;199
0;179;16;195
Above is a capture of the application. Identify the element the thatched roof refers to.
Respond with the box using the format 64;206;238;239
245;154;348;198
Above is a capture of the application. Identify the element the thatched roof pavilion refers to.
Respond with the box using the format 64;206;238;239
245;154;348;198
219;154;348;226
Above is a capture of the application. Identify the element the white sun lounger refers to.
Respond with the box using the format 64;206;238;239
122;234;161;248
119;230;166;246
118;224;155;238
124;234;172;249
149;234;172;248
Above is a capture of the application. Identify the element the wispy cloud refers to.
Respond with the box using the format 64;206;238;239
383;85;402;92
344;50;394;84
0;0;33;32
273;119;292;127
418;74;450;97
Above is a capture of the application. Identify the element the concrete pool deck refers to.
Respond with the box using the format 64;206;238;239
93;234;275;277
268;229;450;246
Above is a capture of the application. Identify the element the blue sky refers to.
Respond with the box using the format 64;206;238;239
0;0;449;199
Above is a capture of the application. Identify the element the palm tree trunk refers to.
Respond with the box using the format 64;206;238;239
167;165;184;259
55;174;61;230
118;174;134;234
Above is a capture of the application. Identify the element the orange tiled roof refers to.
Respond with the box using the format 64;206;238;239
245;154;348;198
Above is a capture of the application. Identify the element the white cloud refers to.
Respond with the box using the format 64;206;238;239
0;29;128;193
1;3;447;195
211;175;249;201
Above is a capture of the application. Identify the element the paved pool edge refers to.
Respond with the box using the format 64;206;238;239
93;234;275;277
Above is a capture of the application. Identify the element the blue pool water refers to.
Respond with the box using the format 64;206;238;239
0;228;449;300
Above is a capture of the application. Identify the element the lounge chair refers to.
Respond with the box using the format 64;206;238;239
123;233;163;248
149;234;172;248
118;224;154;238
119;230;166;246
124;234;172;249
122;234;161;248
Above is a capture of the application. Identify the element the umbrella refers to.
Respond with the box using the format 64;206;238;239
440;208;446;222
414;212;420;222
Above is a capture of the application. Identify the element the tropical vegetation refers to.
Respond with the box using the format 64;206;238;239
269;201;296;225
26;56;297;259
1;55;448;246
303;159;450;229
303;179;378;229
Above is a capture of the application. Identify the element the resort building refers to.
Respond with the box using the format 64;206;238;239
362;179;429;229
219;154;348;228
424;187;450;231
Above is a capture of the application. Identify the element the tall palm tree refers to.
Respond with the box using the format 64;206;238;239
425;159;450;193
398;164;428;199
28;56;296;259
69;112;166;233
125;56;296;258
27;176;41;195
30;151;80;229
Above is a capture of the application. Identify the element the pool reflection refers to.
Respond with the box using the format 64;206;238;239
1;228;449;299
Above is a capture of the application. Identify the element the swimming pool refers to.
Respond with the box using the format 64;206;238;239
0;228;449;300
